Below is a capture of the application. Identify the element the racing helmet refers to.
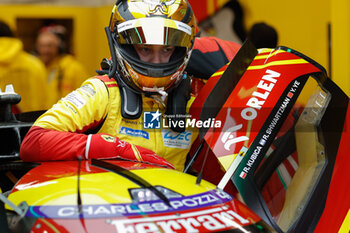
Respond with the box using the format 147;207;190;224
108;0;197;94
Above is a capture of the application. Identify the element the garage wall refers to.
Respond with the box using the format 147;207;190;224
0;4;112;77
239;0;330;69
1;1;350;96
239;0;350;96
331;0;350;96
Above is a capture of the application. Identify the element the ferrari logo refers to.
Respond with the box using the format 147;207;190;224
143;0;175;5
145;0;176;14
101;135;116;143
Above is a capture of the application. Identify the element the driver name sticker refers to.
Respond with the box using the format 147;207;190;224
26;190;232;219
239;79;301;179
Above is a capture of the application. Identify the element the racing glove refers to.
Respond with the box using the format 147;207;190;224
87;134;174;169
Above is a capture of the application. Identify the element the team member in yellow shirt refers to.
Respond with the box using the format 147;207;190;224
0;20;48;112
35;24;88;107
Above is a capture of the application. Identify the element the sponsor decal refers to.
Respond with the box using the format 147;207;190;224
221;124;249;151
162;129;192;149
110;206;250;233
117;21;133;32
143;110;161;129
80;84;96;97
223;70;281;150
128;68;139;80
119;127;149;140
221;69;281;151
63;91;87;109
26;190;232;219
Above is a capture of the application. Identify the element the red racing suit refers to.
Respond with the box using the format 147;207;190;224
187;36;241;96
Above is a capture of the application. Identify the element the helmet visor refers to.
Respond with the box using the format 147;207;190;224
116;17;193;47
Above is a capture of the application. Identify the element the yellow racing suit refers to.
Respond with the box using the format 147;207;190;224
0;37;48;112
20;75;198;171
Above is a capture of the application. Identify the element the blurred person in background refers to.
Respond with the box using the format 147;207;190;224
197;0;246;44
0;20;48;113
247;22;278;49
35;24;88;107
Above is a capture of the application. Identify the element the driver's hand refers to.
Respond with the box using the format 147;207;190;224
115;140;175;169
88;133;175;169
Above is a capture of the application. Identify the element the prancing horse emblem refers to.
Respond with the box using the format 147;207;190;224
144;0;176;14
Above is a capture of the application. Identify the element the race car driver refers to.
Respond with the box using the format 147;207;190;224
20;0;240;172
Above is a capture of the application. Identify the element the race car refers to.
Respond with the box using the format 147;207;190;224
0;40;349;233
188;40;350;233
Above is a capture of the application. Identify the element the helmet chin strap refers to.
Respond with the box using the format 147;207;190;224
143;87;168;108
149;91;168;109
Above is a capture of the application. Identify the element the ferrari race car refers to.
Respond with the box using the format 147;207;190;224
0;40;349;233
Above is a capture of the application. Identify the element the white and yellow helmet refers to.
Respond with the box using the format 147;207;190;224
108;0;197;94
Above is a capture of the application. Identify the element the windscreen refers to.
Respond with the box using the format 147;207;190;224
254;76;330;231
